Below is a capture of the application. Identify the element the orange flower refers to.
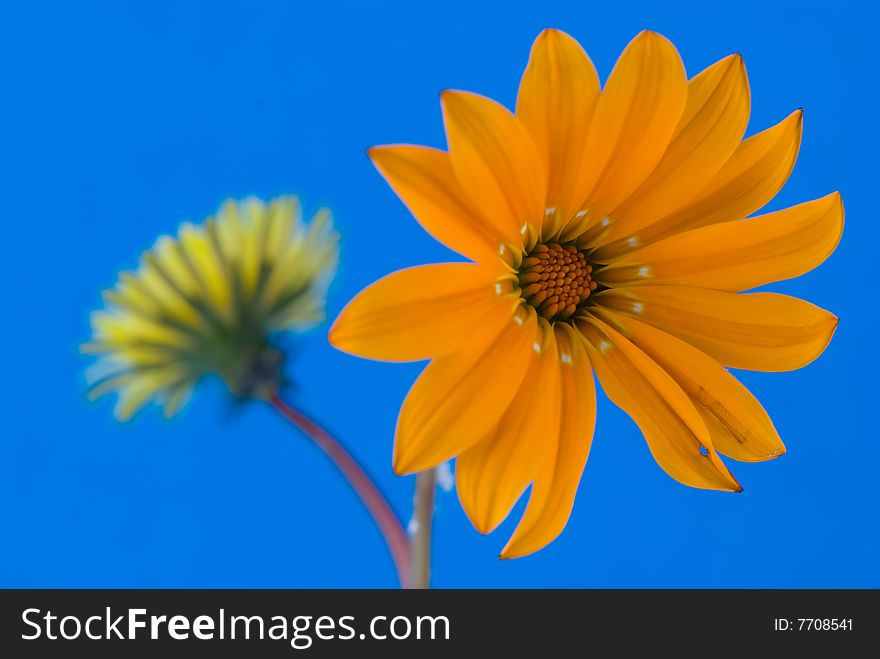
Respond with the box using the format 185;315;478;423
330;30;843;557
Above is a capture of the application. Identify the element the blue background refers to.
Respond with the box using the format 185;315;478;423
1;0;873;587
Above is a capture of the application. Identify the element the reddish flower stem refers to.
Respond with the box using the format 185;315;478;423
268;392;410;587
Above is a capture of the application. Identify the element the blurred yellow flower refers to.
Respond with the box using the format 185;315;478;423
330;30;843;558
84;196;338;420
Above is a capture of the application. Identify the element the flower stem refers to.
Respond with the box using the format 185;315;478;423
268;392;411;588
409;469;436;589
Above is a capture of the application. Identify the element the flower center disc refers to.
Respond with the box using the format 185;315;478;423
518;242;597;321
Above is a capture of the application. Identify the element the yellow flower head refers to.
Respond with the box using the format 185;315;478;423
330;30;843;558
85;196;338;420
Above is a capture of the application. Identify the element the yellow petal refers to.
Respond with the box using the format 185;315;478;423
564;30;687;236
262;208;337;322
456;318;561;534
595;54;750;250
596;285;838;372
594;110;803;258
214;200;243;266
501;323;596;558
162;382;194;418
442;90;547;248
516;28;600;228
177;222;233;321
598;193;843;291
264;196;299;264
114;379;157;421
394;302;537;473
113;365;187;421
593;308;784;462
577;314;741;492
138;256;206;332
153;235;203;301
238;198;264;297
369;145;503;262
329;263;499;362
90;311;192;351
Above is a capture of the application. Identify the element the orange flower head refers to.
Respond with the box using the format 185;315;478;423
330;29;843;558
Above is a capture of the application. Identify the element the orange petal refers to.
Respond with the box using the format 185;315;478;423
563;30;687;237
368;145;505;262
595;54;750;250
456;318;561;534
394;302;537;473
329;263;499;362
593;308;785;462
516;28;600;229
576;314;741;492
441;90;547;249
598;193;843;291
594;109;802;258
501;323;596;558
596;285;838;372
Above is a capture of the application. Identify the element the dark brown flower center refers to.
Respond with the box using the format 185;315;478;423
518;242;596;321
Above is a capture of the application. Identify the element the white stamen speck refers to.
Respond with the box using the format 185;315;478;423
435;462;455;492
575;210;587;219
633;302;645;313
560;353;572;364
601;217;611;227
520;223;528;235
545;206;556;216
514;314;524;325
533;341;542;353
626;236;640;248
638;266;650;278
598;340;611;352
499;244;506;255
495;283;503;294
